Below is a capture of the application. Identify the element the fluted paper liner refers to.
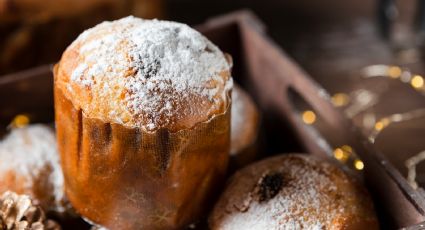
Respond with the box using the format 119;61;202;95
54;84;230;229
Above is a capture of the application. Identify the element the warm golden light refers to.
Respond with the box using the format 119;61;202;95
374;122;383;131
10;114;30;128
411;75;424;89
302;110;316;125
374;118;390;131
331;93;349;107
333;148;350;162
341;145;353;153
354;159;364;170
388;66;402;79
334;148;344;159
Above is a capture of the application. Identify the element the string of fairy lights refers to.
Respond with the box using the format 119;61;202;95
361;65;425;141
300;65;425;176
301;109;365;171
406;150;425;189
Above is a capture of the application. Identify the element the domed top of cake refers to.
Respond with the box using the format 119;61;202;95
56;16;232;132
209;154;378;229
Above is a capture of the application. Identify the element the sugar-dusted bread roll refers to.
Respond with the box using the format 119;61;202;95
230;84;259;169
0;125;66;214
54;16;232;229
209;154;379;230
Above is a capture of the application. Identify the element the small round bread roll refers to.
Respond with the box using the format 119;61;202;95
209;154;379;230
54;16;232;229
0;125;66;214
230;84;259;169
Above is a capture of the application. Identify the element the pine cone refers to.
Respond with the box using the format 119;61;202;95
0;191;60;230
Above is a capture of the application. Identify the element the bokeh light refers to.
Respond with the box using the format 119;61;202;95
354;159;364;170
302;110;316;125
411;75;424;89
331;93;350;107
387;66;402;79
10;114;30;128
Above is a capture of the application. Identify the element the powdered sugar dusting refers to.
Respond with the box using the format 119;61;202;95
67;16;232;132
211;155;374;229
0;125;65;212
230;85;258;155
231;86;244;144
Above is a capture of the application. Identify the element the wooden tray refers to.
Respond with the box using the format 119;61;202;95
1;10;424;229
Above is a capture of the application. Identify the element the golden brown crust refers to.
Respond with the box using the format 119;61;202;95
209;154;379;230
0;168;59;213
55;17;232;133
0;125;67;214
55;85;230;229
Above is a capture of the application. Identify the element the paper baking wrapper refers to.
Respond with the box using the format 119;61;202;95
54;86;230;229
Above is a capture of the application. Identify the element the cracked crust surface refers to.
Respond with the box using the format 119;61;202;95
209;154;378;230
